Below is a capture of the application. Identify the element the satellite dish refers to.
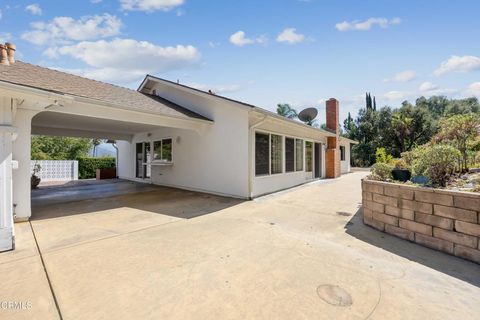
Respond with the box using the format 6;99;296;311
298;107;318;123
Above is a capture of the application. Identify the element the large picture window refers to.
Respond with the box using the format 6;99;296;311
153;138;173;162
295;139;304;171
270;134;283;174
255;133;269;175
305;141;313;172
285;137;295;172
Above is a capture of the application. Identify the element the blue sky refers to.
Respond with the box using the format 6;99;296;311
1;0;480;122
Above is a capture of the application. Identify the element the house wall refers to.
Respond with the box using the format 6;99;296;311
340;142;351;174
118;90;250;198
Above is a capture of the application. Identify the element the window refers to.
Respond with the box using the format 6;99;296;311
305;141;313;172
270;134;283;174
340;146;346;161
285;137;295;172
295;139;303;171
153;138;173;162
255;133;269;175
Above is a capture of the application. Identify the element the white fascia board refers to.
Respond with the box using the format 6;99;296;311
250;108;336;138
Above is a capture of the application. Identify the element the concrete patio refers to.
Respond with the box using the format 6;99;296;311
1;173;479;319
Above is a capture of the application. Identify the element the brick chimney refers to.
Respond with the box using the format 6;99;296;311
6;43;15;64
0;44;8;66
0;43;15;66
325;98;341;178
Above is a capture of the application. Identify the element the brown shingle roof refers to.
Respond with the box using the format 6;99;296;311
0;61;211;121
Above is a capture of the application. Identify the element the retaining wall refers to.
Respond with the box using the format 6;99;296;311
362;179;480;264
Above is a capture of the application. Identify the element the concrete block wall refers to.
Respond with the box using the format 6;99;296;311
362;179;480;264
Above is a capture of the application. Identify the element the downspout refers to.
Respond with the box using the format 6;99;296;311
248;113;268;199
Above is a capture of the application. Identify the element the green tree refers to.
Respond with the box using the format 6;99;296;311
433;113;480;171
31;136;92;160
91;138;104;157
276;103;298;119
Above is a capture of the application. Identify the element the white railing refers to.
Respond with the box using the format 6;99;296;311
30;160;78;181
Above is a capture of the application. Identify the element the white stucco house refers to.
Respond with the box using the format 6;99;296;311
0;43;356;252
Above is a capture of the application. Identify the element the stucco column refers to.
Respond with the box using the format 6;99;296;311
12;109;38;221
0;97;15;251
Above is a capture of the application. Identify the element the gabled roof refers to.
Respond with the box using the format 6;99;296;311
139;74;337;137
0;61;211;122
139;74;258;109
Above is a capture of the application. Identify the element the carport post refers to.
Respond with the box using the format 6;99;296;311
12;109;39;221
0;97;15;251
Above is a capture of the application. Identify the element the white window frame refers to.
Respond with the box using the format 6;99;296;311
254;129;327;179
255;131;284;176
285;136;296;173
270;133;284;175
295;138;304;172
305;140;314;173
152;137;174;163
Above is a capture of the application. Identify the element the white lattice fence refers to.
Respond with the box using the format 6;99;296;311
31;160;79;181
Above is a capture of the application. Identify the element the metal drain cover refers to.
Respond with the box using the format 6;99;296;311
316;284;353;306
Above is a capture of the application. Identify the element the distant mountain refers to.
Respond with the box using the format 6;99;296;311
91;143;116;157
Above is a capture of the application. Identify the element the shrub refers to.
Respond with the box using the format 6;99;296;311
78;157;115;179
375;147;393;164
393;158;408;170
371;162;394;181
412;144;460;187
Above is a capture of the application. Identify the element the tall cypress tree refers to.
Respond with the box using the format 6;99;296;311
373;96;377;111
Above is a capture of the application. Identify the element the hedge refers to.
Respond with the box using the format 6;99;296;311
78;157;116;179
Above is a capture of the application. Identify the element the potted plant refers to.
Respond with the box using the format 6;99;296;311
391;158;411;182
31;163;41;189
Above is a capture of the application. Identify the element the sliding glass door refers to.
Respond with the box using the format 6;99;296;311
136;142;151;179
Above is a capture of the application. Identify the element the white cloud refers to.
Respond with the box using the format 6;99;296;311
335;17;401;31
0;9;3;20
120;0;184;12
25;4;42;15
21;14;122;45
434;55;480;76
187;83;241;94
229;31;266;47
46;38;200;84
208;41;220;48
384;70;416;82
0;32;12;43
276;28;305;44
419;81;438;92
466;82;480;96
383;90;411;101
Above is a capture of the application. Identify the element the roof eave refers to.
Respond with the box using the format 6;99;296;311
0;80;213;125
251;107;336;137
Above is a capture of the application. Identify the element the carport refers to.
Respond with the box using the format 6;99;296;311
0;60;212;252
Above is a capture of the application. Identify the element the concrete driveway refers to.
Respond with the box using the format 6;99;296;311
1;173;479;320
